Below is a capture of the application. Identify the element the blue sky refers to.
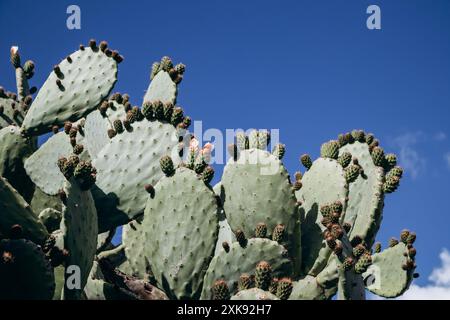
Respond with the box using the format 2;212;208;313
1;0;449;297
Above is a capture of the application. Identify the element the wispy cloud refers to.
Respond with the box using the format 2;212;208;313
397;249;450;300
391;132;426;179
434;132;447;142
445;152;450;170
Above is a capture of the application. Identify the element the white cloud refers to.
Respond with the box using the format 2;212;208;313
397;249;450;300
434;132;447;141
391;132;426;179
445;152;450;170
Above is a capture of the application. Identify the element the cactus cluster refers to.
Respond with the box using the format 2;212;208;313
0;41;418;300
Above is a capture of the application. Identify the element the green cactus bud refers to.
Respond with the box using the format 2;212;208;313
374;242;382;253
400;229;410;244
212;280;230;300
174;63;186;75
107;128;116;139
73;161;96;190
160;155;175;177
293;180;302;191
385;153;397;167
202;166;215;184
406;233;416;245
337;133;348;147
383;175;400;193
330;224;344;239
23;60;35;76
258;131;270;150
345;164;360;183
351;129;365;142
355;253;372;274
248;130;259;149
300;154;312;170
142;101;154;120
338;152;352;168
320;140;340;159
320;204;331;218
389;166;403;178
160;56;173;71
163;102;174;122
325;236;336;249
151;62;161;79
353;244;366;257
73;144;84;155
344;132;354;144
343;257;354;271
171;107;184;126
269;278;279;295
255;261;272;291
272;143;286;160
365;133;375;145
408;247;417;258
294;171;302;181
389;237;399;247
238;274;252;291
151;101;164;120
350;235;363;247
255;223;268;238
222;241;230;253
371;146;385;167
276;278;293;300
236;132;247;150
272;224;285;243
113;119;124;134
331;200;343;214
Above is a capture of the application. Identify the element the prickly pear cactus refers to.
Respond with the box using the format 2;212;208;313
220;130;301;272
59;157;98;300
0;238;55;299
0;125;35;201
142;165;219;299
0;176;48;245
21;40;120;136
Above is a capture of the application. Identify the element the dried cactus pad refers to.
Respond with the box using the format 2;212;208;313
24;131;86;195
142;167;219;299
0;239;55;299
21;44;118;135
363;242;415;298
0;125;35;201
296;157;349;276
60;178;98;300
143;70;177;104
201;238;293;299
231;288;279;300
0;177;48;244
92;119;181;231
221;149;300;269
339;141;384;246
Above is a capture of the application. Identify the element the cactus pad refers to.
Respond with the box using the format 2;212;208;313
230;288;279;300
60;178;98;299
0;238;55;299
142;167;219;299
201;238;293;299
21;42;118;135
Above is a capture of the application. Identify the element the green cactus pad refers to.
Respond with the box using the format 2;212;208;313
60;178;98;299
230;288;279;300
122;218;148;279
30;186;62;214
144;57;182;104
142;168;219;299
201;238;293;299
339;140;385;246
0;125;35;201
295;157;349;275
289;275;329;300
84;96;127;157
21;44;118;135
0;95;21;127
24;130;87;195
221;148;301;271
363;242;415;298
92;119;181;232
0;238;55;299
0;177;48;244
